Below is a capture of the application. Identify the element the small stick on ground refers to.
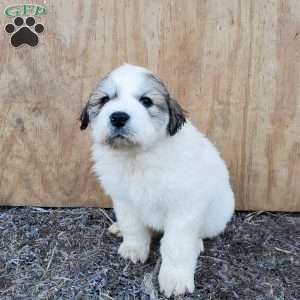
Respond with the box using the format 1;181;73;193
41;244;57;279
99;208;114;224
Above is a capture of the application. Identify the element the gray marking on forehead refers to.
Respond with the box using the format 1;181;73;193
145;73;169;96
140;73;171;114
97;74;110;88
94;73;118;98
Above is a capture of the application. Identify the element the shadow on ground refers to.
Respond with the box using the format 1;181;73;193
0;208;299;300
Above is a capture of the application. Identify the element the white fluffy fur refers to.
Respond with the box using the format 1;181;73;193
87;64;235;297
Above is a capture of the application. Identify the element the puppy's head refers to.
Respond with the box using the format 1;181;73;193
80;64;186;150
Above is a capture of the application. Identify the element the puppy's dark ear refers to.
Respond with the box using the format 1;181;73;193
80;104;89;130
167;97;186;136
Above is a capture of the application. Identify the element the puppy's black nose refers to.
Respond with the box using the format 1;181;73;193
110;111;130;128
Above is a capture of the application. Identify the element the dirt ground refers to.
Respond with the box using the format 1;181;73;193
0;207;299;300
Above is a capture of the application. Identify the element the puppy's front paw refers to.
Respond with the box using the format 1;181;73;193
158;267;195;298
118;241;149;264
108;222;122;237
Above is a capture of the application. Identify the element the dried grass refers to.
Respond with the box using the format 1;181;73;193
0;207;299;299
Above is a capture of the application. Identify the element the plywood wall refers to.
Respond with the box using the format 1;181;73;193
0;0;299;211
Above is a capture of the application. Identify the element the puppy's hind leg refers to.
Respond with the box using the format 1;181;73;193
201;186;234;239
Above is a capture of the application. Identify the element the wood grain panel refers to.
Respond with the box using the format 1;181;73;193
0;0;299;210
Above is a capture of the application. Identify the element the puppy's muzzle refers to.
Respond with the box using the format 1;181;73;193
110;111;130;128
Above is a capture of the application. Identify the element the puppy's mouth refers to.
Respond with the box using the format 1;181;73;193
105;132;137;149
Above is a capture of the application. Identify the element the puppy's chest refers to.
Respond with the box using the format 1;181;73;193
99;156;168;229
123;165;167;229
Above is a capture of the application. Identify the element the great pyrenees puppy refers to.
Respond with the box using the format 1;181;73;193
80;63;234;297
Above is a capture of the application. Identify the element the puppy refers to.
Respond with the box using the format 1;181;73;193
80;64;234;297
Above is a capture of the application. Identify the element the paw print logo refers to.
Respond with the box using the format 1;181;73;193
5;16;44;47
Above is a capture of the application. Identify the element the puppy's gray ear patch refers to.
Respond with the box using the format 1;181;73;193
80;104;89;130
167;97;186;136
79;92;103;130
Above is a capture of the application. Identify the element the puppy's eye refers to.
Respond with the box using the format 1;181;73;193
140;96;153;108
100;96;110;105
